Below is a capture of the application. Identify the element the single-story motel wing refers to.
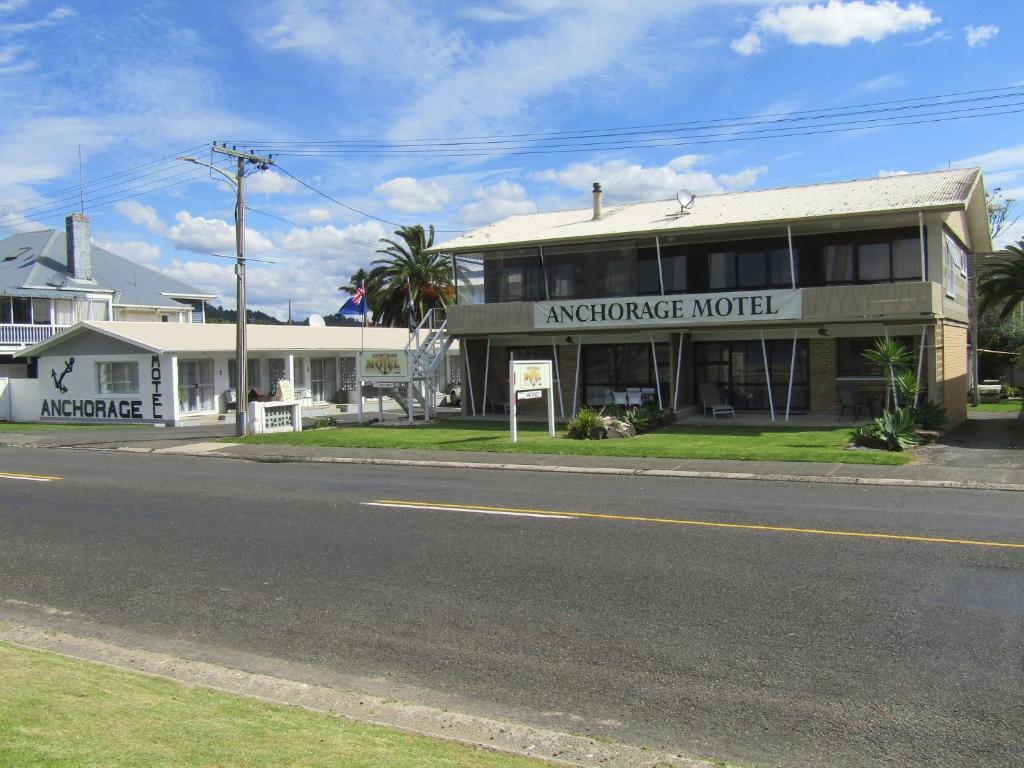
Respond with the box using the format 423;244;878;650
434;168;991;427
7;322;448;425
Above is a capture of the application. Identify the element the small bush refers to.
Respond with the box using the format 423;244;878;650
567;406;604;439
910;400;948;431
864;407;921;451
309;416;337;429
1005;385;1020;399
624;406;650;433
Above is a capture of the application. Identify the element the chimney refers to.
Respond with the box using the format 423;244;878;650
65;213;92;281
592;181;602;220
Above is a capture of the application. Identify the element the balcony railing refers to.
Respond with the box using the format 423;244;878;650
0;324;71;347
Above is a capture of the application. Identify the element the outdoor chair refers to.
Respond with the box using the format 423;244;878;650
699;382;736;420
836;387;873;420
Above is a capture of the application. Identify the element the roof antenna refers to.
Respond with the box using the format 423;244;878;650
78;145;85;213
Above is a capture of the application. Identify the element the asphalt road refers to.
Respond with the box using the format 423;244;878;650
1;446;1022;767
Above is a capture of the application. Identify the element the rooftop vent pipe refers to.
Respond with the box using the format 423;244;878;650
592;182;602;220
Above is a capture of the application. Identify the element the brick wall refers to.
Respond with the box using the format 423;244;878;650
808;338;838;415
941;323;968;427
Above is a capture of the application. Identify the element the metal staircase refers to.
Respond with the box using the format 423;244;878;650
401;309;454;421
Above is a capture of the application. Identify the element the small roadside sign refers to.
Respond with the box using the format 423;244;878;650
509;359;555;443
517;389;543;400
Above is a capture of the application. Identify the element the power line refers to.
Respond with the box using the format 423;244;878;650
238;87;1023;150
250;100;1024;158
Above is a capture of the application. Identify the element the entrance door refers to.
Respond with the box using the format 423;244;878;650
310;358;337;402
178;359;214;413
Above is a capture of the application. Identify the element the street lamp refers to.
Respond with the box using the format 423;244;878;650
179;147;272;435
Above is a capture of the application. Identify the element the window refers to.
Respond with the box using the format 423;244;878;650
294;357;306;387
944;232;967;298
97;362;139;394
737;251;767;289
636;239;661;295
770;248;796;287
0;296;10;323
11;297;30;324
892;238;922;280
695;341;809;411
53;299;74;325
708;252;736;290
88;300;109;321
248;359;262;390
857;243;891;282
31;298;51;324
581;343;669;406
837;337;919;378
178;359;214;413
824;244;854;283
659;237;687;293
543;240;636;299
310;358;337;402
483;248;544;303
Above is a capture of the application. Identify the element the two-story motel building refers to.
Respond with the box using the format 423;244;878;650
432;168;990;427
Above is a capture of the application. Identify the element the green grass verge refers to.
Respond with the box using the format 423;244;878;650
230;420;909;465
0;642;551;768
0;421;138;432
969;400;1023;413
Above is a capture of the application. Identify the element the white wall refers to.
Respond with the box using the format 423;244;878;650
0;377;8;420
9;378;40;422
34;351;173;424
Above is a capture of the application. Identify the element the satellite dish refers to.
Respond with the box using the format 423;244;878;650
308;314;326;327
676;189;696;215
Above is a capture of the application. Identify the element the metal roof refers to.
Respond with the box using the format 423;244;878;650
16;321;417;357
0;228;215;309
431;168;983;253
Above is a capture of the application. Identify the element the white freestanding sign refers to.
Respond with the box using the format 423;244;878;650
509;358;555;443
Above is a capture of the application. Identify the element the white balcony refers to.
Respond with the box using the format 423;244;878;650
0;324;72;348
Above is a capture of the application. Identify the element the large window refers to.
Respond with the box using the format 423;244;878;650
837;337;920;378
581;343;669;406
96;362;139;394
695;340;809;411
178;359;214;413
544;240;636;299
483;248;545;303
944;232;967;298
310;357;337;402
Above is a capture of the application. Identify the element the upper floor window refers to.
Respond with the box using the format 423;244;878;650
943;232;968;299
483;248;545;303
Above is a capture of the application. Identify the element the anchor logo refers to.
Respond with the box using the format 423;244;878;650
51;357;75;394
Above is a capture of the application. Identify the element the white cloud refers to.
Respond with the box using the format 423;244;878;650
0;5;74;34
114;200;164;234
878;169;909;176
275;221;386;261
532;155;766;202
732;1;939;55
965;24;998;48
94;238;162;266
955;144;1024;172
166;211;274;254
244;170;302;196
375;176;453;213
458;180;536;227
295;207;333;223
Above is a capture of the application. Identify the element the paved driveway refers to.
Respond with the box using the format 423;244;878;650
917;411;1023;468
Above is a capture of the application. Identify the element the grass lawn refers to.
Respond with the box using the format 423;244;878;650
0;421;138;432
969;400;1023;414
232;420;909;465
0;642;551;768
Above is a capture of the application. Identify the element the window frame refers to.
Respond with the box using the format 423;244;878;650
96;361;140;395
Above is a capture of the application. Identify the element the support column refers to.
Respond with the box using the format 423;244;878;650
551;340;564;419
286;354;295;389
572;337;582;415
916;324;927;406
760;331;775;422
465;343;476;416
482;336;491;415
168;354;180;426
785;330;797;422
673;332;684;411
650;334;663;410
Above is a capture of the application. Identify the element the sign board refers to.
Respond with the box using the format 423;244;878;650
509;359;555;443
358;350;409;381
275;379;294;401
534;289;802;330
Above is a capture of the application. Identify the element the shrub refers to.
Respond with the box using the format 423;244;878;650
567;406;604;439
894;371;921;406
865;407;921;451
308;416;337;430
910;400;948;430
1005;385;1020;399
624;406;651;433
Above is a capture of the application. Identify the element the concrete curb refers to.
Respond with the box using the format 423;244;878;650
0;623;717;768
193;449;1024;493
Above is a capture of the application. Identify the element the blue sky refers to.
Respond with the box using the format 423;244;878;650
0;0;1020;319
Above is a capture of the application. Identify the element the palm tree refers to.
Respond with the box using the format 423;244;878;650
863;337;915;410
371;225;452;328
979;240;1024;319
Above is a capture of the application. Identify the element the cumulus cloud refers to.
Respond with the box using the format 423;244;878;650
965;24;998;48
532;155;765;202
244;170;302;196
375;176;453;213
114;200;164;234
878;169;909;176
94;238;162;266
458;181;536;227
166;211;274;254
732;1;939;55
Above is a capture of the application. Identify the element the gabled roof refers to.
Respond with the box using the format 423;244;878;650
0;228;215;308
430;167;984;253
16;321;415;357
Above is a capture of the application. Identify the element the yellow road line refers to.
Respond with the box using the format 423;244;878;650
0;471;62;482
372;499;1024;551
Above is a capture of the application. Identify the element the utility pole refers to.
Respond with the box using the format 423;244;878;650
179;145;273;436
